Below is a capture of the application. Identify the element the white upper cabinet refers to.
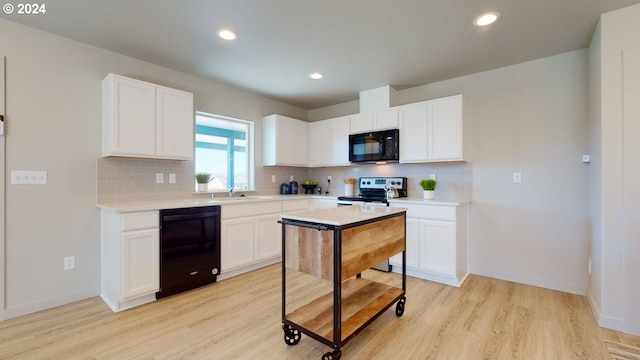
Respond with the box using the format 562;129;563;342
309;120;331;166
156;86;195;159
263;114;309;167
102;74;193;160
309;116;351;167
350;108;398;134
399;94;463;163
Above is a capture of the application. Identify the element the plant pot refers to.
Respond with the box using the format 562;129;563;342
423;190;434;200
197;183;208;192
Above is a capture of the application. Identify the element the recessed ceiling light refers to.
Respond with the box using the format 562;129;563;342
217;29;237;41
309;72;323;80
474;12;500;26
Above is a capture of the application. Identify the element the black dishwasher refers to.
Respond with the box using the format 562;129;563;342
157;206;221;299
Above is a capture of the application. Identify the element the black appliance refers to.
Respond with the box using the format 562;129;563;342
288;180;298;194
349;129;399;163
157;206;221;299
337;177;407;272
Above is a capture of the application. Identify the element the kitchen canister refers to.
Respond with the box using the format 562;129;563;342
344;184;354;196
343;178;356;196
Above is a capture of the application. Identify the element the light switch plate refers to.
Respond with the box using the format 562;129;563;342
156;173;164;184
11;170;47;185
513;172;522;184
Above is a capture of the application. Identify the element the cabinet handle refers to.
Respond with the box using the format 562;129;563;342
190;271;199;276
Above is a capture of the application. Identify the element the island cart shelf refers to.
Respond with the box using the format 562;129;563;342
280;206;407;360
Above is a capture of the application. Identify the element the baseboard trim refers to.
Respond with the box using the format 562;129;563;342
3;287;99;320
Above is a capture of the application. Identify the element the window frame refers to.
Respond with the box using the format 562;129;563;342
194;111;254;192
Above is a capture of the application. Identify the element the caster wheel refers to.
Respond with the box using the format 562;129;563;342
283;324;301;346
395;296;406;317
321;350;341;360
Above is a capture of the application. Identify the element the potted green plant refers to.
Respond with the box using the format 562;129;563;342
419;179;437;200
195;172;213;192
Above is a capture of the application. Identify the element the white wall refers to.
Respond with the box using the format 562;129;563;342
310;50;591;295
0;56;6;319
589;3;640;336
410;51;591;295
0;18;305;319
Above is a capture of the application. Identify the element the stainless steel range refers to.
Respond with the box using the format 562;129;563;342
337;177;407;271
337;176;408;205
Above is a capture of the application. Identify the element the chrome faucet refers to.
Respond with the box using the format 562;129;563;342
228;186;238;197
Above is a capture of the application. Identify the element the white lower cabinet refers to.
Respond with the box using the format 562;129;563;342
221;217;255;271
219;201;284;279
254;213;282;261
100;210;159;312
389;202;469;287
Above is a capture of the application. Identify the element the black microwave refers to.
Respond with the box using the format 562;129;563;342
348;129;399;163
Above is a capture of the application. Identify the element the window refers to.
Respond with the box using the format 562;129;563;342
195;112;252;191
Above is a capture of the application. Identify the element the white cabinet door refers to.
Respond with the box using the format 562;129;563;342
103;74;157;157
310;117;350;167
331;116;351;165
254;213;282;261
263;115;308;166
102;74;194;160
428;95;463;161
156;86;194;160
350;113;373;134
292;119;309;166
309;121;331;166
399;94;463;163
121;229;159;300
389;217;420;268
373;108;398;130
221;218;255;272
419;219;456;276
399;102;429;162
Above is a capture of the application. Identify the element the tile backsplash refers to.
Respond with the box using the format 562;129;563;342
97;157;195;203
97;157;472;203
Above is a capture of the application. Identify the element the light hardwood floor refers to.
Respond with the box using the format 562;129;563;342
0;264;638;359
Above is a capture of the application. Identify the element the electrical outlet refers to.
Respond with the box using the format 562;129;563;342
429;174;436;180
64;256;75;270
169;173;176;184
289;175;294;182
327;176;332;182
156;173;164;184
513;172;522;184
271;175;276;183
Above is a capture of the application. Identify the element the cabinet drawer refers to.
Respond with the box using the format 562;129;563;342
282;199;309;212
221;201;282;219
121;211;159;231
402;204;455;221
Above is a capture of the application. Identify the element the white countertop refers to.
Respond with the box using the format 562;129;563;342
98;194;337;212
97;194;470;213
280;204;406;226
387;197;471;206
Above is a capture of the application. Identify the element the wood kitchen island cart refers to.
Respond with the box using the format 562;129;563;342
280;205;407;360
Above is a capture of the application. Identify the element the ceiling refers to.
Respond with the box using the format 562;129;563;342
2;0;639;110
